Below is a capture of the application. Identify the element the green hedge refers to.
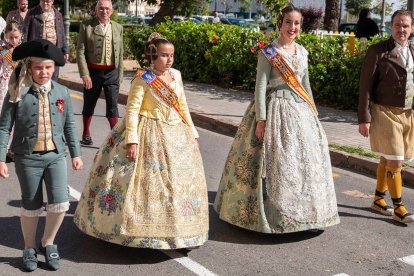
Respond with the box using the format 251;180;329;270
126;21;265;90
70;21;387;110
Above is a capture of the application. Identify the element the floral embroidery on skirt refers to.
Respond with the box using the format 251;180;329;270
74;117;209;249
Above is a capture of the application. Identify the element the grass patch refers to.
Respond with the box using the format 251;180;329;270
329;143;380;159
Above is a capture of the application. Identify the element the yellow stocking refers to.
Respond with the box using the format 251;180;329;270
386;166;408;215
376;158;387;193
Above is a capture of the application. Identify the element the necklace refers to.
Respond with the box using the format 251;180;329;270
151;67;170;76
277;38;295;50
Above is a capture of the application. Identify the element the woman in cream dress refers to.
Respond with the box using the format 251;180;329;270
74;33;209;249
214;5;339;233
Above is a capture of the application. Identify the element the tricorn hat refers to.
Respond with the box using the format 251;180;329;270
12;38;65;66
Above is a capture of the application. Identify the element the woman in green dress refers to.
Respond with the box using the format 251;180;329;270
214;5;340;234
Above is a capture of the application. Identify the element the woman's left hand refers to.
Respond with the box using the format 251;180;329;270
255;120;266;141
126;143;138;161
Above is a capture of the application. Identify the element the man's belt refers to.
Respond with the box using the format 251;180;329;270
87;63;115;70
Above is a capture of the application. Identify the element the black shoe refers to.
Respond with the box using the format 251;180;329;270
39;244;60;271
22;248;38;272
80;136;93;146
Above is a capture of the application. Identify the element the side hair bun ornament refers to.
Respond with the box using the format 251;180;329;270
148;32;162;42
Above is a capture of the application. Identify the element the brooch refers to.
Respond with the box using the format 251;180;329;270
56;98;65;112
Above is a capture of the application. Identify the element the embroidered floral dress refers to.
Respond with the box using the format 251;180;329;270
74;68;209;249
0;43;16;109
214;40;340;233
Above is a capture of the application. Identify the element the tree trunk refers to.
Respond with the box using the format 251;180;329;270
324;0;340;31
149;0;185;26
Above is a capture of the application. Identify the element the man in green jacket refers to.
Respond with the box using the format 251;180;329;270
76;0;123;145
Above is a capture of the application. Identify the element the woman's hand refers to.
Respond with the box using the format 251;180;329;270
72;157;83;170
255;120;266;141
126;143;138;161
358;123;370;137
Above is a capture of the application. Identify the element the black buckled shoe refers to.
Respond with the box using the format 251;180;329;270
80;136;93;146
22;248;38;272
39;244;60;271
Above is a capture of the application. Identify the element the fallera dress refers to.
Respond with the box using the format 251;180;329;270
0;43;15;109
74;68;209;249
214;40;340;233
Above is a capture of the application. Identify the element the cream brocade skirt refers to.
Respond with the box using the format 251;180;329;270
214;95;340;233
74;117;209;249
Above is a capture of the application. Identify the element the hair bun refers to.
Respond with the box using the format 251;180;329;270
148;32;162;42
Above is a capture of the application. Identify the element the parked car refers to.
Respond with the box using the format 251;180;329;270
338;23;357;33
207;16;231;24
228;18;247;27
338;23;391;35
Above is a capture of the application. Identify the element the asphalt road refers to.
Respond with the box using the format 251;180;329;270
0;92;414;276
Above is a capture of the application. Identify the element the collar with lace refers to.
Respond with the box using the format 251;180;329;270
32;80;52;93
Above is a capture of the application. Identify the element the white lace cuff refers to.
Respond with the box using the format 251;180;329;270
47;202;70;213
20;207;44;217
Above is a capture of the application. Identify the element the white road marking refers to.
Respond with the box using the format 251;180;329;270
69;185;82;201
399;254;414;266
332;273;351;276
68;185;217;276
162;250;218;276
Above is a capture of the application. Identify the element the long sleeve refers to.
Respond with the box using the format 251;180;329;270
180;91;199;139
58;11;69;55
358;46;378;123
302;67;315;105
76;22;89;78
63;88;81;158
125;78;145;144
118;26;124;83
21;11;32;43
254;52;272;121
174;70;198;138
0;94;16;161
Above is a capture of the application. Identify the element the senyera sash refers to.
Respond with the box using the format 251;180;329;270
0;47;16;68
136;69;189;125
261;44;318;115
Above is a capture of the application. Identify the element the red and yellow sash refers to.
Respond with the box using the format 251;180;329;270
261;44;318;115
0;46;17;69
136;68;189;125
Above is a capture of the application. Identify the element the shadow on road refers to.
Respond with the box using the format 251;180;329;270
0;201;171;266
337;203;408;227
207;191;324;245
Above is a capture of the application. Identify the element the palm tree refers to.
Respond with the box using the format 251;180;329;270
324;0;340;31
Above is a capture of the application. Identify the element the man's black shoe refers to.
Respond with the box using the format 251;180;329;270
80;136;93;145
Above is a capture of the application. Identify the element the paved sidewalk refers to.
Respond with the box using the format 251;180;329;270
58;62;414;187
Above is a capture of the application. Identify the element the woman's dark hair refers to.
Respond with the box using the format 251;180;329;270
144;38;173;64
4;20;22;34
359;8;370;19
277;4;302;29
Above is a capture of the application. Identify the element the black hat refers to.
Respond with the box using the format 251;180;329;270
12;39;65;66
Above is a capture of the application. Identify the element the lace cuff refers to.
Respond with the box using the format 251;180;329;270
47;202;70;213
20;207;44;217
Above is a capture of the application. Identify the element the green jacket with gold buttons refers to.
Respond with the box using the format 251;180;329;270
0;81;81;161
76;18;124;83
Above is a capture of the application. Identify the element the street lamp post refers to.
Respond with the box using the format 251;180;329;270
380;0;386;35
409;0;414;12
63;0;70;50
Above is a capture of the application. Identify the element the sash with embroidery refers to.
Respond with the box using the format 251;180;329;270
261;44;318;115
0;46;17;69
135;69;189;125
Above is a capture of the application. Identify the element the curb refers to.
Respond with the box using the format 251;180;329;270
59;76;414;188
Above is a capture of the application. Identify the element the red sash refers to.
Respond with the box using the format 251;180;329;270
261;44;318;115
136;69;189;125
